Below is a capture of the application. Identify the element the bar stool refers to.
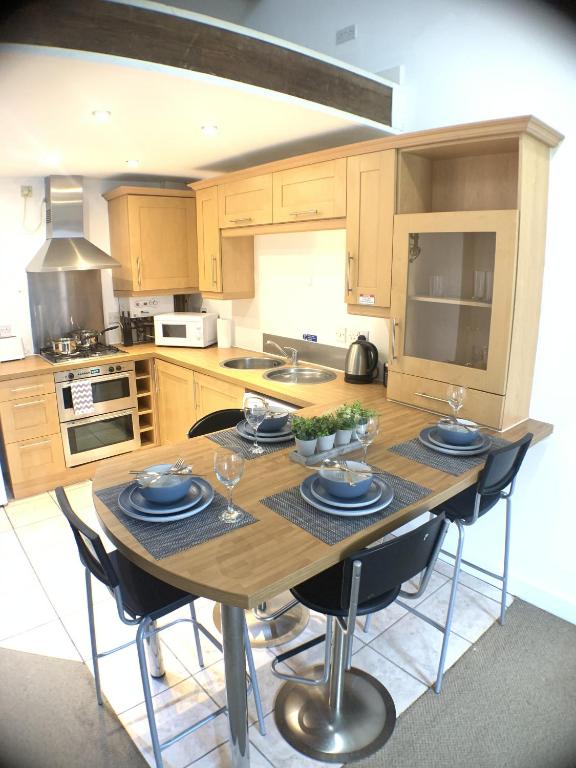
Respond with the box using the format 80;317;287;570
270;513;449;763
55;487;265;768
188;408;309;648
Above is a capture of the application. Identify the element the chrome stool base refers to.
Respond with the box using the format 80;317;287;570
213;597;309;649
274;664;396;763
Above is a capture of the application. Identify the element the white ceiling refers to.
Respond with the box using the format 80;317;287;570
0;45;392;182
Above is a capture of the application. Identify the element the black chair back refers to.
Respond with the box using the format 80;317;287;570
478;433;533;497
340;514;447;610
55;487;119;590
188;408;244;438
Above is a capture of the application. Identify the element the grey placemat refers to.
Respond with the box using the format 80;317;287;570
207;426;293;459
388;435;509;476
260;469;431;545
96;482;257;560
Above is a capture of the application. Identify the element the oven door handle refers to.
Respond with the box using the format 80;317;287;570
61;407;137;428
56;370;134;391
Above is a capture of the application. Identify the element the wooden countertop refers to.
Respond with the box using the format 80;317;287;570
0;344;385;408
92;406;552;609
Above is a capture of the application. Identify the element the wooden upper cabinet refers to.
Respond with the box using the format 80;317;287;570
104;187;198;295
196;186;222;292
272;159;346;223
346;151;395;311
218;174;273;228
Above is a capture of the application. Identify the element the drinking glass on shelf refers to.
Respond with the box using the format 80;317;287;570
214;451;245;523
355;413;379;464
244;396;268;455
446;386;466;422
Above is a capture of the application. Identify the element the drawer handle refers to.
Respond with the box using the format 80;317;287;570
11;384;45;393
13;399;46;409
415;392;451;405
229;217;253;224
20;439;51;449
391;319;399;360
289;209;319;216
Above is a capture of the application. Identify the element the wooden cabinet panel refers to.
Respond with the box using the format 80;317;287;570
272;159;346;223
197;187;222;292
0;393;60;443
156;360;197;445
219;174;272;228
0;374;54;403
346;151;395;310
5;432;66;485
194;372;244;421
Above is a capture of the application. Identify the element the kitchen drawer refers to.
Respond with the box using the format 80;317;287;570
5;432;66;484
218;174;273;228
386;371;505;429
0;374;55;403
272;159;346;223
0;393;60;443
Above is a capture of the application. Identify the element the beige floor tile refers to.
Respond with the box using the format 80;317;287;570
355;601;408;642
0;507;11;533
191;742;273;767
120;676;231;768
401;568;449;606
0;617;82;661
5;491;61;528
434;556;513;606
60;596;138;662
160;600;224;674
250;711;343;768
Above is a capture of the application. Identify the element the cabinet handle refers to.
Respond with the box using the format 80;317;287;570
229;217;253;223
137;257;142;287
13;399;46;409
10;384;45;394
414;392;451;405
211;256;217;286
289;209;319;216
20;439;51;450
391;319;399;360
346;253;355;294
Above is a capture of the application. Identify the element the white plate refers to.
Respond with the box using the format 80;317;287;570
419;427;492;457
118;480;214;522
300;475;394;517
309;475;383;509
236;420;294;443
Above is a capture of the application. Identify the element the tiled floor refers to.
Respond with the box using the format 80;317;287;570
0;484;511;767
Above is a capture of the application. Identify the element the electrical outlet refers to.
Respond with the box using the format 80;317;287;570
347;328;369;344
336;24;357;45
20;185;33;198
335;327;347;344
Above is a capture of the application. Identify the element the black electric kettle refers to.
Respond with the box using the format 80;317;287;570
344;335;379;383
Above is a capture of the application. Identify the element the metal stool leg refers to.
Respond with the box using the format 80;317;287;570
363;614;372;634
85;569;103;706
136;617;164;768
435;520;465;694
146;619;165;678
500;496;513;625
243;620;266;736
190;602;205;667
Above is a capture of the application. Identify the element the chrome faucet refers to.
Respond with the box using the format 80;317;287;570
266;340;298;366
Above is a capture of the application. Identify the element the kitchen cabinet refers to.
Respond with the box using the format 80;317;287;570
272;159;346;223
346;151;395;316
0;392;61;443
388;133;552;430
194;372;244;421
105;187;198;295
156;360;197;445
218;174;272;228
196;186;255;299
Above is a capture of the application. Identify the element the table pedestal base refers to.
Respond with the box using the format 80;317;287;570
274;665;396;763
213;596;309;648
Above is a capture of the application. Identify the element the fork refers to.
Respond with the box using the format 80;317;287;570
134;457;188;485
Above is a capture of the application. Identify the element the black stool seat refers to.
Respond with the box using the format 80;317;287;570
188;408;244;438
436;485;500;522
109;550;195;619
292;562;401;617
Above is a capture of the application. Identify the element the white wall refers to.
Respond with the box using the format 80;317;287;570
201;0;576;622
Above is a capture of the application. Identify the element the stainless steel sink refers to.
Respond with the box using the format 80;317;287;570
262;367;337;384
220;357;283;370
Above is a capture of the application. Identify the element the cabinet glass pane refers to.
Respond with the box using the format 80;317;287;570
404;231;495;370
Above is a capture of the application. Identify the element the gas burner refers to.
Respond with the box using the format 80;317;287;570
40;343;124;364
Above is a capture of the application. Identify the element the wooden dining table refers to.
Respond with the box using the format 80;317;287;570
92;397;551;767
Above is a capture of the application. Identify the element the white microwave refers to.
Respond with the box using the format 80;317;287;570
154;312;218;348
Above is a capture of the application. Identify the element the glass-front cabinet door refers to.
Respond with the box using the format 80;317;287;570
390;211;519;394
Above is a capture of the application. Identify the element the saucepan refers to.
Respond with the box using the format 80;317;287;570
50;337;78;356
70;324;119;349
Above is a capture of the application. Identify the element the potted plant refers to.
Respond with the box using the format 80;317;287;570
314;413;337;452
347;401;377;437
291;415;318;457
334;405;357;446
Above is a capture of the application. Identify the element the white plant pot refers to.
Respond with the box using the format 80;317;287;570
295;437;317;457
335;428;353;446
317;433;336;452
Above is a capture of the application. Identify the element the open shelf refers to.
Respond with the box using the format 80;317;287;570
409;295;492;308
134;359;158;447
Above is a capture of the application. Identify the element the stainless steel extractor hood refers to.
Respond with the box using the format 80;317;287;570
26;176;120;272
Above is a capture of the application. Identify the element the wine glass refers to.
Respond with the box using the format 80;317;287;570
447;386;466;423
355;413;379;464
244;396;268;455
213;451;245;523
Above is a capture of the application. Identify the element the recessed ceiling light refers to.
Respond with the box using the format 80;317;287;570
125;159;140;168
92;110;112;122
201;125;219;136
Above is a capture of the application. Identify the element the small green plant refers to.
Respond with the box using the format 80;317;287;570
314;413;337;437
334;405;357;431
291;415;318;441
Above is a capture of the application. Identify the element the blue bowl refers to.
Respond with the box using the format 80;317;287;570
436;419;480;446
259;409;290;433
136;464;194;504
319;461;372;499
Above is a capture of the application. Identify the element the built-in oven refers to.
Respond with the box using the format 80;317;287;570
55;362;140;467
